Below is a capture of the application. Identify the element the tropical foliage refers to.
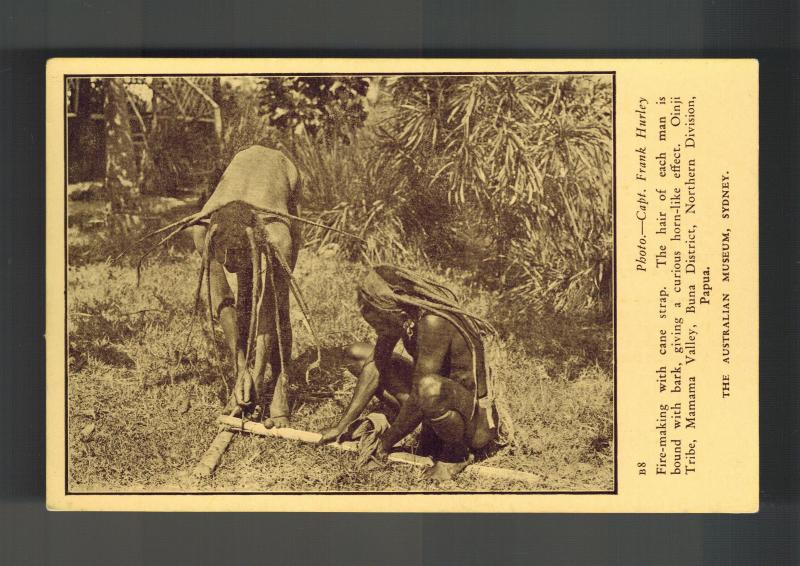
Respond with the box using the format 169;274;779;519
292;75;613;316
79;74;612;317
257;77;370;141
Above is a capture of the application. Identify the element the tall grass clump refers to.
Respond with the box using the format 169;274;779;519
282;134;418;265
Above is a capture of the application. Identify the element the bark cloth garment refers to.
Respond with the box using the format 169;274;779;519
336;413;392;468
201;145;301;219
193;145;302;300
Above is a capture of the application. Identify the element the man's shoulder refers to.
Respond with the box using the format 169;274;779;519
417;312;455;336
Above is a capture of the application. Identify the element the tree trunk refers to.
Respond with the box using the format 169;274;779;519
68;79;105;183
145;85;179;196
205;77;225;202
103;78;142;236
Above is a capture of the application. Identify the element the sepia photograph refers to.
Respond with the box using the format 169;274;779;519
62;71;615;494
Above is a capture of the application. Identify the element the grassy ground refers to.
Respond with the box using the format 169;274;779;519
66;198;614;493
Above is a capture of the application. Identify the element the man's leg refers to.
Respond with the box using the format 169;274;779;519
344;343;412;415
189;226;240;398
265;267;291;427
416;374;478;480
258;222;294;427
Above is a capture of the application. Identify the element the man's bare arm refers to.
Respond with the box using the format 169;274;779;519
319;335;398;442
380;315;450;449
411;315;451;381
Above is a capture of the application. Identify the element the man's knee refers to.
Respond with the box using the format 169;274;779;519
416;374;445;417
344;342;374;374
346;342;373;360
216;296;236;319
418;376;466;445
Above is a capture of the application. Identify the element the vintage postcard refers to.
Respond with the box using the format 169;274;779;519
46;59;757;512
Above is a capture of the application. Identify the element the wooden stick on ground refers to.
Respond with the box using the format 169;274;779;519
192;429;236;478
217;415;433;468
217;415;542;485
191;407;243;478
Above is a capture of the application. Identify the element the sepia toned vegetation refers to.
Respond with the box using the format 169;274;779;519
66;74;614;491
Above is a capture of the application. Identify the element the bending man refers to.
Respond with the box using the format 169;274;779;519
188;146;302;427
320;265;499;480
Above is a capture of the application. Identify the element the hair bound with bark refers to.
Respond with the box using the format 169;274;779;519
358;264;496;339
208;200;257;257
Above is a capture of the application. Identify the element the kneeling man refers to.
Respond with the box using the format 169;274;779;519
320;265;499;480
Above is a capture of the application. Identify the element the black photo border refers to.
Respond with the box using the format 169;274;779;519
61;69;618;497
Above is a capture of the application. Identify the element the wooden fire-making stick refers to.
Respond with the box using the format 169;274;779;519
193;429;236;478
197;415;541;486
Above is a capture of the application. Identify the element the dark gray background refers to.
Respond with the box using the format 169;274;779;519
1;1;798;564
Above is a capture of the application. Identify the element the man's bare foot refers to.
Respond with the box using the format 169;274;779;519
267;373;290;428
264;415;290;428
423;453;474;481
223;395;238;414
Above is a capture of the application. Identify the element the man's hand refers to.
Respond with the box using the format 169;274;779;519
318;425;345;445
374;437;391;464
234;368;257;407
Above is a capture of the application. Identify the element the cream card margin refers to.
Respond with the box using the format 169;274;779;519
46;58;758;512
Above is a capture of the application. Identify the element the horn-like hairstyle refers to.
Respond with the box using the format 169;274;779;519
111;210;208;267
247;204;368;244
114;200;367;283
132;222;190;286
358;265;497;337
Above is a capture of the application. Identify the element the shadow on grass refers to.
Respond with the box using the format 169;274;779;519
69;298;151;369
152;351;225;389
492;303;614;378
154;343;359;410
286;345;357;406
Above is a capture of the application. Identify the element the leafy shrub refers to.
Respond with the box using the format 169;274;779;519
374;75;613;316
282;134;416;265
257;77;370;142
